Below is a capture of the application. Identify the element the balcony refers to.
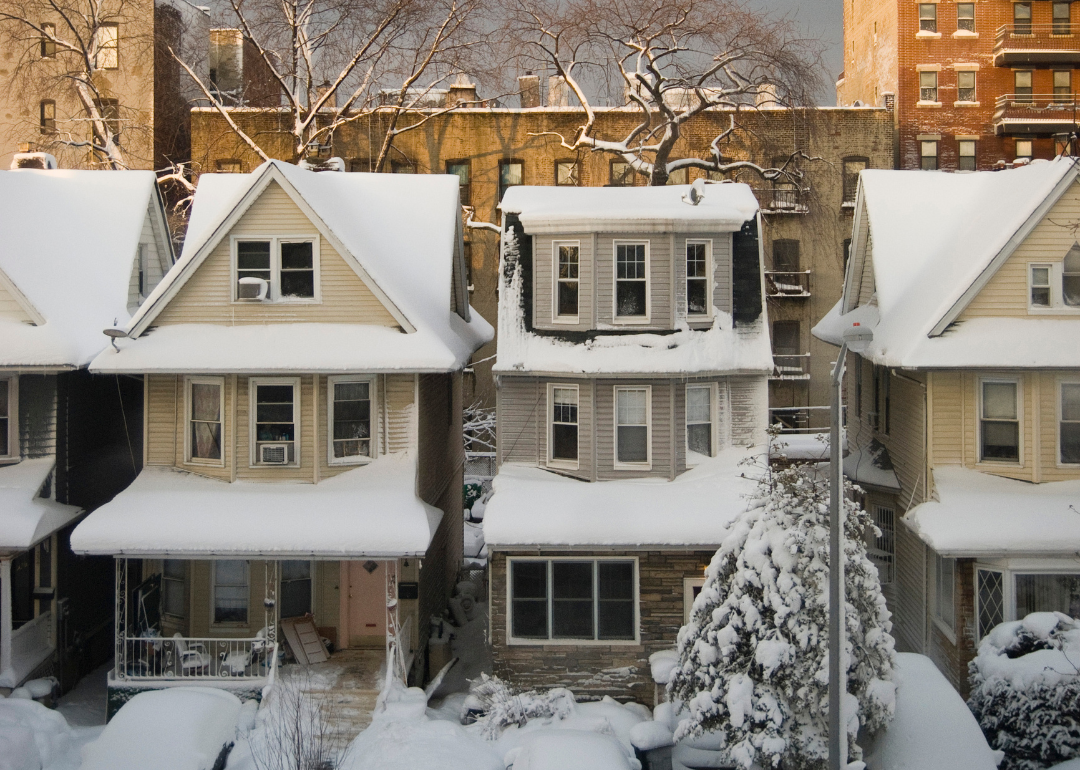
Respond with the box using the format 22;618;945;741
765;270;811;298
994;24;1080;66
753;186;809;214
771;353;811;380
993;94;1080;135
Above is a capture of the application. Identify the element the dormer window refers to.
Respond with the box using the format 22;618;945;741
0;376;15;461
234;238;318;302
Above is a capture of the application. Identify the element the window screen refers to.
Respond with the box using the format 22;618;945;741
551;386;579;462
686;386;713;457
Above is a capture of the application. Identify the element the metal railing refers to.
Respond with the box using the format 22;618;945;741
996;23;1080;48
771;353;812;380
120;636;273;680
993;94;1080;131
752;187;808;213
769;405;835;433
765;270;811;297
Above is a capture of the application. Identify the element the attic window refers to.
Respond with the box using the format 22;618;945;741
234;238;318;302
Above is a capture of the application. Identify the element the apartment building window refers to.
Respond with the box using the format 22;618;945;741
251;378;299;465
1014;2;1032;35
1016;138;1034;161
549;385;579;465
328;377;373;463
920;140;939;170
555;243;580;319
95;98;121;138
773;239;800;273
932;553;956;632
610;160;634;187
280;561;312;618
555;160;579;186
213;560;248;624
686;240;710;316
1066;244;1080;305
980;379;1020;462
40;23;55;58
1030;263;1052;306
615;242;648;319
499;159;523;200
1054;1;1071;35
615;387;650;467
869;505;895;585
509;559;636;641
0;376;14;460
958;140;977;171
216;159;242;173
186;377;224;464
919;71;938;102
1061;382;1080;464
957;71;976;103
919;3;937;32
446;161;470;206
842;157;867;204
1054;71;1072;100
686;385;713;459
667;167;688;185
39;100;55;133
957;3;975;32
772;321;801;376
1015;71;1033;103
93;22;118;69
234;238;317;301
162;559;186;619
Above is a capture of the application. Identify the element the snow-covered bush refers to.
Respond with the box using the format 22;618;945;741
968;612;1080;770
466;674;576;740
668;461;896;769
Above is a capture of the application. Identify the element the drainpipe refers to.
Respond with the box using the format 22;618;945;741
1;558;12;678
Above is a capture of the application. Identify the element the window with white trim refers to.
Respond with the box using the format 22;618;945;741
213;560;248;624
186;377;224;464
868;505;895;585
686;385;713;460
509;559;636;641
1061;381;1080;464
280;560;313;618
0;376;15;460
251;378;299;465
328;377;373;463
976;567;1004;639
980;379;1020;462
162;559;186;619
1031;264;1052;307
615;242;648;319
555;243;579;319
686;240;710;316
549;385;579;465
615;387;650;467
932;553;956;632
1066;244;1080;306
683;577;705;624
234;238;318;301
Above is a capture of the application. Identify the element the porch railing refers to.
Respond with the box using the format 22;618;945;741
120;636;273;680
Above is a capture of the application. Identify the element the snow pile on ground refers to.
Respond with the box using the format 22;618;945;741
861;653;999;770
968;612;1080;770
0;698;76;770
81;687;241;770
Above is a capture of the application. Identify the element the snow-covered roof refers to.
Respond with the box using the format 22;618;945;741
813;159;1080;368
482;449;760;548
501;183;759;233
843;440;901;491
69;453;442;558
0;169;166;368
96;161;492;374
0;459;82;552
904;467;1080;558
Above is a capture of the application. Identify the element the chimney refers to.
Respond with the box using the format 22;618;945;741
548;75;570;107
882;91;895;112
519;73;540;109
315;81;336;109
11;151;57;170
447;74;478;107
754;83;780;109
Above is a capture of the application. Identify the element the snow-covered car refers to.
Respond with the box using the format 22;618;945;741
0;697;75;770
80;687;243;770
504;729;641;770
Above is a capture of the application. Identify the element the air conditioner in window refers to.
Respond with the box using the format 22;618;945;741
238;277;269;301
259;443;289;465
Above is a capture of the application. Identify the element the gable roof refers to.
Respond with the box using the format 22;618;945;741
99;161;492;374
0;169;169;368
814;158;1080;368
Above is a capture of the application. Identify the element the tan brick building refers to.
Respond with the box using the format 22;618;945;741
838;0;1080;170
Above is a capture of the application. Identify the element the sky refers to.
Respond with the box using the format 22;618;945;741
747;0;843;105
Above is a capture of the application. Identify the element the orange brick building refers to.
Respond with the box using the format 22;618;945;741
838;0;1080;170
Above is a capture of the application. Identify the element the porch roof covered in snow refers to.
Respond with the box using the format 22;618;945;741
0;458;82;553
69;453;442;558
482;448;760;549
904;466;1080;558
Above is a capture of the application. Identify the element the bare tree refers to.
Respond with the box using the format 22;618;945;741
507;0;824;185
250;668;350;770
176;0;492;168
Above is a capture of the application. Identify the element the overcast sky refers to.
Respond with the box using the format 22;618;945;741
747;0;843;105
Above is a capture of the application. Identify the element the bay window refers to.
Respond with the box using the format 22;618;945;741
615;387;650;467
509;559;636;642
328;377;373;463
977;565;1080;640
980;379;1020;462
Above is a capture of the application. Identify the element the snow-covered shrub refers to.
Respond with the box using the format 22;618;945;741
968;612;1080;770
466;674;575;740
668;461;896;769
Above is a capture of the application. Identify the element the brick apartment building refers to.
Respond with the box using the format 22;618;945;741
838;0;1080;170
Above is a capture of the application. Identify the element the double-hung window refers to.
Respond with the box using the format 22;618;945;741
509;559;636;642
959;140;977;171
614;242;648;320
280;560;313;618
1061;381;1080;464
234;238;318;301
932;553;956;633
1066;244;1080;306
555;160;579;186
251;378;299;465
686;241;710;317
1031;263;1052;306
610;160;634;186
686;385;714;460
40;23;55;58
549;385;579;466
554;243;579;320
39;100;55;134
213;560;248;624
328;377;374;464
920;140;938;170
957;3;975;32
615;386;650;467
446;161;470;206
0;376;15;460
499;159;523;200
1054;1;1071;35
1015;71;1033;103
957;71;976;103
1055;71;1072;101
1014;2;1032;35
919;3;937;32
162;560;186;619
919;71;938;102
186;377;224;464
980;379;1020;462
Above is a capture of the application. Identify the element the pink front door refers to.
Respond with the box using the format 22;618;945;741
345;561;386;648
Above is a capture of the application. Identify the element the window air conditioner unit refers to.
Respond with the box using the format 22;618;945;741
259;443;289;465
238;277;269;301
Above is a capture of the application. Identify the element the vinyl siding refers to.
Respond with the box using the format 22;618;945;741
857;231;876;306
497;377;541;466
595;234;671;329
0;281;32;322
126;206;168;311
595;380;672;480
153;181;399;327
894;522;927;653
532;234;594;331
672;233;734;321
729;376;768;447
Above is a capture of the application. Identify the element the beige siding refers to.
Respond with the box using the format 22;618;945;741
146;374;179;466
672;233;734;320
127;207;168;311
497;377;541;466
894;521;927;653
595;380;672;480
930;371;964;466
385;374;417;454
729;376;768;447
532;234;595;331
857;231;876;306
595;234;671;329
153;181;399;327
0;281;32;322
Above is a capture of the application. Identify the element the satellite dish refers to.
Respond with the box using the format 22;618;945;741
683;177;706;206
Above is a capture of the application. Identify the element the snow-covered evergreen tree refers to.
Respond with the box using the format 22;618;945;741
668;460;896;769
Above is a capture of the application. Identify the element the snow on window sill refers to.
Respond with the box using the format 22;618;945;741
328;455;375;468
613;462;653;472
184;457;226;469
1028;305;1080;315
916;100;943;108
916;31;942;39
552;316;581;325
952;30;979;39
931;615;957;646
953;101;981;107
611;316;652;325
